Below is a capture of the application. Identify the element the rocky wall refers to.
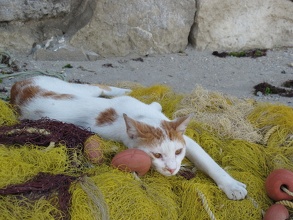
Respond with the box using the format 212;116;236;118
0;0;292;60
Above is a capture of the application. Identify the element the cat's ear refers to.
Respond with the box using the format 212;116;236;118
171;114;193;135
123;113;141;139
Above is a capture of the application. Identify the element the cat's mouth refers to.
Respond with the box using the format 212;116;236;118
160;167;179;176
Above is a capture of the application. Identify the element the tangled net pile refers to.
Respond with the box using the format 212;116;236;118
0;84;293;220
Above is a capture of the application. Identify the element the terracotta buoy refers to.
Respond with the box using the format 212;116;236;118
263;204;289;220
111;149;152;176
84;135;104;164
265;169;293;201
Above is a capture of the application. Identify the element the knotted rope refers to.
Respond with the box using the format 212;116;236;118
196;189;216;220
276;186;293;208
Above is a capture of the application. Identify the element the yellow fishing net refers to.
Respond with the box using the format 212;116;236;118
0;101;18;126
0;85;293;220
0;144;69;188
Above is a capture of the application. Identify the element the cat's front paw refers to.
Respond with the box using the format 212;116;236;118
218;178;247;200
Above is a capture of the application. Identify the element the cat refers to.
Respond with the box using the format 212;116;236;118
10;75;247;200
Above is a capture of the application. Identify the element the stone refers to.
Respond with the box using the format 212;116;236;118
0;0;71;22
256;91;263;97
0;0;292;59
30;36;99;61
33;48;99;61
70;0;196;57
0;0;97;55
190;0;293;51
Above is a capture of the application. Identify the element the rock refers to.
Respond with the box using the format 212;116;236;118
0;0;71;22
0;0;292;59
31;36;99;61
190;0;293;51
0;25;36;52
0;0;97;54
256;91;263;97
33;48;99;61
1;0;196;58
70;0;196;57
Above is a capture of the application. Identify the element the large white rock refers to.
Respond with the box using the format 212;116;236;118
70;0;196;57
190;0;293;51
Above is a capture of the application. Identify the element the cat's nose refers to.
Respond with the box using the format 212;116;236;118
167;168;176;174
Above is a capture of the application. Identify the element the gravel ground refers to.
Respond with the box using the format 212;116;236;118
1;46;293;106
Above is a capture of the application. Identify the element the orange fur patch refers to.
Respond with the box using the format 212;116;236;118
124;116;185;148
96;108;118;125
11;85;41;106
10;79;75;107
42;91;74;100
130;121;165;147
92;84;112;91
10;79;34;105
161;121;185;144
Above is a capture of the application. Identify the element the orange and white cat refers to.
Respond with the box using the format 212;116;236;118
10;76;247;200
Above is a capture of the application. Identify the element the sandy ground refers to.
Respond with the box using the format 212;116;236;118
1;46;293;106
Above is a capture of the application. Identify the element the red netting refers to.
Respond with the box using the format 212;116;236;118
0;118;95;219
0;118;94;149
0;172;77;219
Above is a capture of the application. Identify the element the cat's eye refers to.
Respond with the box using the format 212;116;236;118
152;153;162;159
175;149;182;155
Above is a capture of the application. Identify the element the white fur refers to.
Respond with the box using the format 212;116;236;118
12;76;247;200
149;139;186;176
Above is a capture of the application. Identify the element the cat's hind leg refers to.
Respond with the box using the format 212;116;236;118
94;84;132;97
149;102;162;112
72;83;131;97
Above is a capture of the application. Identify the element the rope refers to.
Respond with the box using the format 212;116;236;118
263;125;279;145
196;189;216;220
281;186;293;197
79;176;109;220
275;186;293;208
277;200;293;208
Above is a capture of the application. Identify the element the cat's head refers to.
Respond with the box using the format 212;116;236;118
123;114;192;176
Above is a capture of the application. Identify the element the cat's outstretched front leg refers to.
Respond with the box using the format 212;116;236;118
184;136;247;200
